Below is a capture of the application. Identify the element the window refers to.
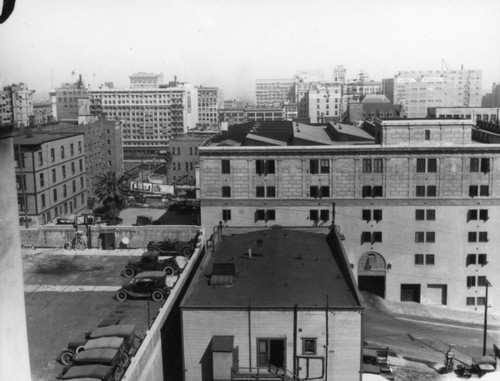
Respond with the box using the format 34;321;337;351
222;186;231;198
426;232;435;242
362;209;371;221
320;186;329;198
41;194;46;208
425;254;435;265
477;297;486;306
310;210;319;221
416;159;426;173
373;159;383;173
60;146;65;159
478;254;488;265
469;185;478;197
480;185;489;197
363;159;372;173
38;151;43;166
372;232;382;243
310;186;319;198
79;159;83;172
320;210;329;221
63;185;67;197
362;186;372;198
221;160;230;174
320;159;329;173
52;169;56;182
425;130;430;140
373;209;382;221
267;186;276;198
468;232;477;242
466;297;475;306
470;158;490;173
478;276;488;286
256;186;265;198
416;232;435;243
361;232;382;244
53;188;58;202
361;232;371;243
71;162;75;175
70;143;74;156
80;177;84;189
466;254;477;266
302;338;317;355
417;158;437;173
50;148;55;162
416;185;436;197
222;209;231;221
427;186;436;197
479;209;488;221
256;160;275;175
467;276;476;287
478;232;488;242
255;209;274;222
415;210;425;220
266;210;276;221
310;160;319;174
40;173;44;187
415;254;424;265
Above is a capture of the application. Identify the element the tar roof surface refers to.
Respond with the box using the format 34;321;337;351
182;228;360;309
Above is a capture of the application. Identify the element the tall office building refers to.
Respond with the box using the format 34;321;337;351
307;83;342;123
0;83;35;127
196;86;220;128
55;75;90;122
255;78;294;106
89;82;198;160
198;118;500;314
383;70;482;118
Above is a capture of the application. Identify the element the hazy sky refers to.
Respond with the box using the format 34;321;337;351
1;0;499;101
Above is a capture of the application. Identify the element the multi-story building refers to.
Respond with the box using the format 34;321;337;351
33;101;54;125
482;83;500;108
344;95;405;124
344;80;382;103
169;133;213;184
40;119;124;205
198;118;500;314
129;72;163;88
218;108;246;126
332;65;346;83
89;82;198;160
55;75;90;122
427;106;500;123
197;86;220;128
245;106;283;122
255;79;294;106
307;83;342;123
383;70;482;118
282;102;298;120
1;83;35;127
181;227;362;381
14;132;87;225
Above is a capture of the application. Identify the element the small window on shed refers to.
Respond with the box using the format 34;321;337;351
302;338;317;355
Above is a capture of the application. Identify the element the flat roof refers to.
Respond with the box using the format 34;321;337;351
13;131;83;146
181;228;361;309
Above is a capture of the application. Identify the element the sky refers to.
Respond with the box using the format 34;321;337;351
1;0;500;102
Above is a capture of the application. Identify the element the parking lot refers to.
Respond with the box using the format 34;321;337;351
23;249;163;381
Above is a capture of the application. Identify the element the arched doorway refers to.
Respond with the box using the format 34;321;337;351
357;252;386;298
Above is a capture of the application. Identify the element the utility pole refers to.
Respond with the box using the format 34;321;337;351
483;279;492;356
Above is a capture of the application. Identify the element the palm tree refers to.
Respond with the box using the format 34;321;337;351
94;171;129;218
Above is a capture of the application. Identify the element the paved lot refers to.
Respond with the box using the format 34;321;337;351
22;249;163;381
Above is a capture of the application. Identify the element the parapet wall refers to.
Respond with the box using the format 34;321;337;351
20;225;201;249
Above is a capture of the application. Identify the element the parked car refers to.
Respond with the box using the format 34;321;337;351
56;324;136;366
122;251;181;277
146;231;200;257
115;271;171;302
65;347;129;380
57;364;114;380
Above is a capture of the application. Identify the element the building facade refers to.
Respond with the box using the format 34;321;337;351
33;101;54;125
1;83;35;127
40;119;124;205
383;70;482;118
14;132;87;225
55;75;90;122
89;83;198;159
181;227;362;381
197;119;500;314
307;83;342;123
255;79;294;106
428;106;500;123
197;87;220;128
129;72;163;88
169;133;212;184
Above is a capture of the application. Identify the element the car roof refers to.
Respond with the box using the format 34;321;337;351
74;348;118;364
60;364;111;379
89;324;136;340
134;271;166;279
142;251;159;258
84;337;124;350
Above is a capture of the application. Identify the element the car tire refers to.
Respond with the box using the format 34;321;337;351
76;346;85;354
118;352;130;365
116;290;128;301
59;350;75;366
181;246;193;257
163;266;175;276
151;290;164;302
123;267;136;278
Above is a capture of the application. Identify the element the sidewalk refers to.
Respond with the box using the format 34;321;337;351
361;292;500;329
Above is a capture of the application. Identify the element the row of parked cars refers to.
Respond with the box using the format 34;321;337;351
56;323;137;381
54;233;200;380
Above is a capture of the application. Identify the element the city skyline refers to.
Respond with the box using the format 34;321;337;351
1;0;500;101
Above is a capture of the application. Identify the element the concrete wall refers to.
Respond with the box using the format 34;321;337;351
20;225;201;249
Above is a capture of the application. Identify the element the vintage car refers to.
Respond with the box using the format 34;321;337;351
146;231;200;257
57;364;114;380
57;325;136;366
115;271;171;302
122;251;181;278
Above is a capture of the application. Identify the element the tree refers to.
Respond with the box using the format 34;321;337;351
94;171;129;218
